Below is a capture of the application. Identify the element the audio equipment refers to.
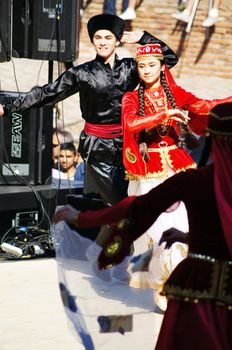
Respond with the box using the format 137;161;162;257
12;0;81;62
0;183;83;257
1;242;23;258
0;0;11;62
0;91;53;185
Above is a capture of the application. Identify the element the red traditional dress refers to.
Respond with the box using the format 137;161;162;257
121;67;232;299
122;67;230;181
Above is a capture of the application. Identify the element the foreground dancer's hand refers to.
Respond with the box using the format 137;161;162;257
53;205;80;226
98;219;133;270
159;228;189;249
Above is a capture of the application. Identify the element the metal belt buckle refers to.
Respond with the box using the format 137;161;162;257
158;141;168;148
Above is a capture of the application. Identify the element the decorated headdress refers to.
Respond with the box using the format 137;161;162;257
208;102;232;257
136;44;164;61
87;14;125;42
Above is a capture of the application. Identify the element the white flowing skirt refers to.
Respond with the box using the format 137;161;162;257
51;221;162;350
127;166;189;310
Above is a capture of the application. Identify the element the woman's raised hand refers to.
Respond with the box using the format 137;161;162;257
167;109;190;124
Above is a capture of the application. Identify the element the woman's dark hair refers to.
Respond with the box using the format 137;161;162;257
160;70;199;150
138;80;145;117
137;81;149;161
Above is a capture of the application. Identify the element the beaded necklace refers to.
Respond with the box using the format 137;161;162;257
144;87;172;137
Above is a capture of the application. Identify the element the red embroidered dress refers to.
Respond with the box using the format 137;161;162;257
122;67;232;180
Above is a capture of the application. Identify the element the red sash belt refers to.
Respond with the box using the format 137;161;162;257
84;122;122;138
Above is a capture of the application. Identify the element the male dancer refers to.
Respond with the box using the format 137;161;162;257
0;14;178;204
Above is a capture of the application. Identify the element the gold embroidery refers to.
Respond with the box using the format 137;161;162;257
144;89;172;137
125;147;137;163
125;145;196;180
125;170;168;181
162;256;232;307
105;236;122;257
148;145;177;152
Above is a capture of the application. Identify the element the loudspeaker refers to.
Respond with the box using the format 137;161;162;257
0;0;11;62
12;0;81;62
0;91;53;185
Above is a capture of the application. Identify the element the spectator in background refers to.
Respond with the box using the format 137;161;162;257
52;129;74;166
177;0;188;12
103;0;129;15
52;142;84;182
172;0;221;27
120;0;137;20
103;0;137;20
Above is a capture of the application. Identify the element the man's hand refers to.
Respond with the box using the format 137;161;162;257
121;31;144;44
0;104;4;117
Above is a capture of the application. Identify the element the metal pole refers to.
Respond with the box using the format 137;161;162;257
48;60;53;84
186;0;200;33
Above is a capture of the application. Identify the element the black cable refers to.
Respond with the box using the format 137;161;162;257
36;17;57;85
0;158;51;229
0;23;11;61
55;5;61;67
0;226;54;260
0;5;21;92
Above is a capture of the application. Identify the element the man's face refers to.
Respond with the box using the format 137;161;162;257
59;150;77;171
92;29;118;61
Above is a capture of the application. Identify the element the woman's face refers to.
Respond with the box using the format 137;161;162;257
137;57;163;88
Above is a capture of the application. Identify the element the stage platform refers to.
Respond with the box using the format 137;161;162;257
0;181;83;211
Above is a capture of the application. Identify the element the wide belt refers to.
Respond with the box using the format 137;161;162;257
163;253;232;307
84;122;122;138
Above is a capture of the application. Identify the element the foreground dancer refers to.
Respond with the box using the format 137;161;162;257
53;102;232;349
0;14;178;205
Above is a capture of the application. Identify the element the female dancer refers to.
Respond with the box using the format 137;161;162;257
122;42;230;245
118;43;232;302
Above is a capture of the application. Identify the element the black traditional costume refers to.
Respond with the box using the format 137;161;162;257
3;14;178;204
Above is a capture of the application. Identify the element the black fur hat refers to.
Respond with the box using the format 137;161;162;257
87;14;125;42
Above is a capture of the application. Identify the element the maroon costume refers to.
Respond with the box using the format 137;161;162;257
76;102;232;349
77;164;231;349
